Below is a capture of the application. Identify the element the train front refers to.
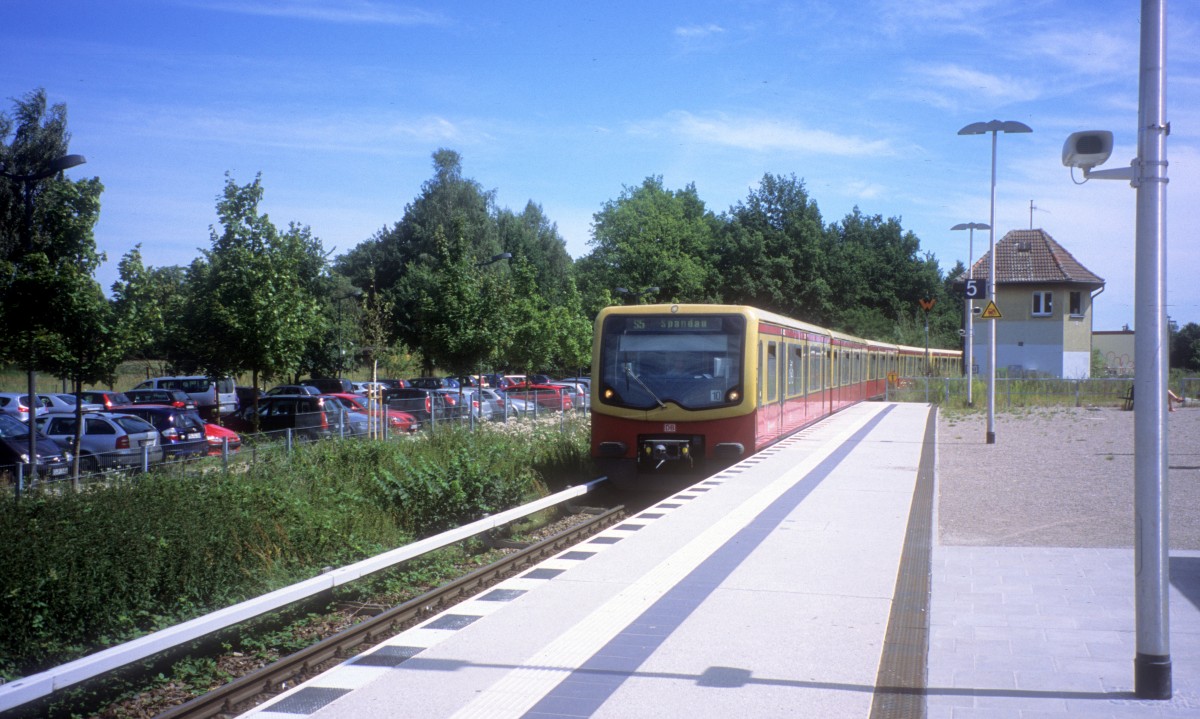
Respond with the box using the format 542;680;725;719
590;304;756;486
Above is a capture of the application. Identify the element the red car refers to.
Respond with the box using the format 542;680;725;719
504;384;573;412
323;393;420;433
205;423;241;455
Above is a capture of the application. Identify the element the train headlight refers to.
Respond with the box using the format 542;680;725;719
725;388;741;403
681;445;689;457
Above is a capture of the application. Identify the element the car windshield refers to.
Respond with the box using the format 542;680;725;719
597;313;745;411
0;414;31;438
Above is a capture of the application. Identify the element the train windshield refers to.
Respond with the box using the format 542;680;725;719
598;313;745;410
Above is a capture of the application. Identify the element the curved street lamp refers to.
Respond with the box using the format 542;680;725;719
958;120;1031;444
0;154;87;490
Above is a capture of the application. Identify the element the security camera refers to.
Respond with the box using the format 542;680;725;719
1062;131;1113;171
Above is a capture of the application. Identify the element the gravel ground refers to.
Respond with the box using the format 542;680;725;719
937;404;1200;548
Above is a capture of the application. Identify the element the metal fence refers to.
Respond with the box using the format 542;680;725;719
885;376;1198;409
4;399;590;498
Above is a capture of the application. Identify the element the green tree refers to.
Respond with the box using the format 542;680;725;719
187;174;325;416
1172;322;1200;372
503;261;591;375
578;177;718;305
714;173;832;321
496;201;574;302
339;149;502;358
416;229;513;376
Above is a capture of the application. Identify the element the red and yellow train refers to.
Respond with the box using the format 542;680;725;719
589;304;960;484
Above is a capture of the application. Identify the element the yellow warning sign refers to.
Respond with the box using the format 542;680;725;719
981;301;1002;319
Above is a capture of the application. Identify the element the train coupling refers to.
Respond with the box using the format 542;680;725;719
639;437;698;470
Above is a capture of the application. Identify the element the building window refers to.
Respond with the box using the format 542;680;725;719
1032;291;1053;317
1069;291;1083;317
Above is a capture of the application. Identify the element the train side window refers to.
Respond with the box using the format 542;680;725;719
809;344;823;392
766;342;778;402
791;345;804;396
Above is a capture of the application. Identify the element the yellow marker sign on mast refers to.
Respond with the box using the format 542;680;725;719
981;301;1002;319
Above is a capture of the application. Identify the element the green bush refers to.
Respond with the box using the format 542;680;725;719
0;422;591;680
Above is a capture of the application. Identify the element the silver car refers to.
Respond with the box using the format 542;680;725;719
36;412;164;473
0;393;47;423
37;393;104;414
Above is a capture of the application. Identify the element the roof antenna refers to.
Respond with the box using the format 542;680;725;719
1029;200;1050;229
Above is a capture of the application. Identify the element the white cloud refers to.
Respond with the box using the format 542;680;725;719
651;111;894;157
188;0;447;26
913;63;1041;105
674;23;725;39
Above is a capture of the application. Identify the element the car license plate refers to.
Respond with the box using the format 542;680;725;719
51;465;68;476
187;433;202;440
140;439;153;446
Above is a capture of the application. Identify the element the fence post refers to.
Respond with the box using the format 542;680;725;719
142;445;150;473
924;376;930;403
1075;380;1081;408
944;377;950;405
286;427;293;454
16;463;23;497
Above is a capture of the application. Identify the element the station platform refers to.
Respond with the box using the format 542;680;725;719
241;402;931;718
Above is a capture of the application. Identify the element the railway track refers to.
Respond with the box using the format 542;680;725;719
155;504;627;719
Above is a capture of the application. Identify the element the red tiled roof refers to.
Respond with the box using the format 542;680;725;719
959;229;1104;287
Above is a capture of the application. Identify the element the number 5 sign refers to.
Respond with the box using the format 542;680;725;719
964;279;987;299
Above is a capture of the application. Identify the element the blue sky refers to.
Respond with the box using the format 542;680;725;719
4;0;1199;331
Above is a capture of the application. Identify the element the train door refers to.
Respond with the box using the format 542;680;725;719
765;340;780;438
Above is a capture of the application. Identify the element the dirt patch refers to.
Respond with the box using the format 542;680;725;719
937;405;1200;548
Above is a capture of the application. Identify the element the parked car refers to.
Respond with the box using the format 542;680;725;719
0;413;71;480
131;376;237;418
323;393;419;434
504;384;574;412
0;393;48;423
351;381;389;398
265;384;321;397
494;389;533;415
36;412;163;473
223;395;332;441
111;405;208;461
378;378;410;389
547;381;589;410
408;377;460;390
36;393;103;415
459;387;507;421
381;387;454;425
317;395;371;436
235;385;265;411
76;390;132;412
204;423;241;456
122;388;198;410
301;378;353;394
432;389;467;419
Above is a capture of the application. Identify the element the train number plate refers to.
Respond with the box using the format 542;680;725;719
664;424;676;432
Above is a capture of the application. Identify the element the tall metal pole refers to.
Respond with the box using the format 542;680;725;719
1133;0;1170;699
986;131;999;444
958;121;1031;444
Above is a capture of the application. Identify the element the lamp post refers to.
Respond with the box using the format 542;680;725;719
333;288;363;378
614;286;659;305
958;120;1031;444
951;222;990;407
1;153;87;487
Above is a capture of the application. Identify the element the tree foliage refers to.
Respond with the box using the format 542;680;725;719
186;174;326;394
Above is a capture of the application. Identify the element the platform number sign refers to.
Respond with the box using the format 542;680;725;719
964;279;987;299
